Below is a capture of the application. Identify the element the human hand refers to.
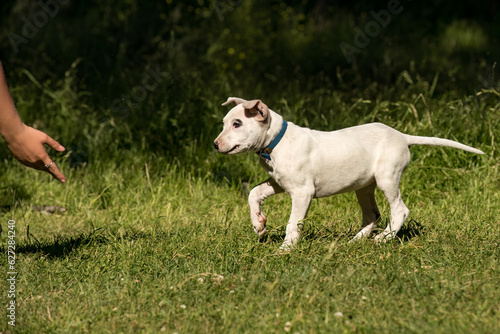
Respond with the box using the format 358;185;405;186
5;124;66;182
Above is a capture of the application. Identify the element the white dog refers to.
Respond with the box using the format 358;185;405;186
214;97;484;250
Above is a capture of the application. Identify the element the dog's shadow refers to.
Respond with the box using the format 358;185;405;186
394;219;425;241
258;224;346;245
11;219;425;258
259;218;424;245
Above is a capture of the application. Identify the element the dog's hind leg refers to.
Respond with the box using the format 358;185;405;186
351;182;380;242
373;148;411;242
374;186;409;242
248;178;283;237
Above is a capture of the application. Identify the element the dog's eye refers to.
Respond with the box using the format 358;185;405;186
233;120;242;128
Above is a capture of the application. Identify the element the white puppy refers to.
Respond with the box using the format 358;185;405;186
214;97;484;250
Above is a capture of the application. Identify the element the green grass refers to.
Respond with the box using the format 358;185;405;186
1;85;499;333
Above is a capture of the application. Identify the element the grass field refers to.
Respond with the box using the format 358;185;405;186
1;82;499;333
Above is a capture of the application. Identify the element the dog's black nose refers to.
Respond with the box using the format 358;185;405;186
213;141;219;151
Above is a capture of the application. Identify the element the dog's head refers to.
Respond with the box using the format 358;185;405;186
213;97;270;154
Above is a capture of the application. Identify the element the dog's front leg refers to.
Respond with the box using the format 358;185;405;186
248;178;283;236
281;192;314;250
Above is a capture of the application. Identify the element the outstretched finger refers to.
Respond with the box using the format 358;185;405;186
44;159;66;183
44;134;65;152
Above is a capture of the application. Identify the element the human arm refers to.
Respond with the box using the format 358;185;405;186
0;60;66;182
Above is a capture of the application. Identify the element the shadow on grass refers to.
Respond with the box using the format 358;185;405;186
257;218;424;245
258;232;285;245
9;219;424;258
10;228;172;259
258;224;347;245
12;228;111;259
371;218;424;242
396;219;425;241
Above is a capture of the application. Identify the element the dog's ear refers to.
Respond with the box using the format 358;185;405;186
222;97;247;106
242;99;269;122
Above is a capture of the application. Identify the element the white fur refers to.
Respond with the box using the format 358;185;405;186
214;97;484;250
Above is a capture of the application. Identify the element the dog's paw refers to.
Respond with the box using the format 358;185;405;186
278;237;299;253
349;233;374;243
350;223;376;243
254;227;268;237
374;231;395;243
277;243;292;254
252;211;267;236
348;236;360;243
349;233;366;243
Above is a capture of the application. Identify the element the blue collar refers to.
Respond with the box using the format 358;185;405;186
257;120;288;161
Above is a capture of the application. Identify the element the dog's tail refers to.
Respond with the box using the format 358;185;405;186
405;135;484;154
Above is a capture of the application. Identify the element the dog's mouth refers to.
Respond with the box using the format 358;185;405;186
226;145;240;154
